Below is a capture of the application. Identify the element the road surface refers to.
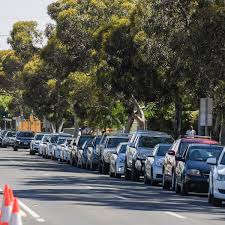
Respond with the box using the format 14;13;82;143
0;148;224;225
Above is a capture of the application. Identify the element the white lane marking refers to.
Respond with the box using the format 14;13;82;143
165;211;187;219
18;200;45;222
20;210;27;217
0;187;44;222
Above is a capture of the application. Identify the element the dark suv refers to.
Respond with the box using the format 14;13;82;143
162;136;218;190
14;131;34;151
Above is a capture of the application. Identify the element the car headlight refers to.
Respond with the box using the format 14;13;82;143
217;174;225;181
136;152;146;160
187;169;201;176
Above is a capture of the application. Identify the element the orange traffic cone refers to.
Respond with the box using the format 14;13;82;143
8;190;14;204
0;187;12;225
9;198;22;225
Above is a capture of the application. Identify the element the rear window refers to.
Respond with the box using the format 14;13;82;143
17;132;34;138
186;146;223;161
221;153;225;165
119;144;127;154
78;136;94;147
139;136;174;148
35;134;44;140
157;145;172;156
107;138;129;148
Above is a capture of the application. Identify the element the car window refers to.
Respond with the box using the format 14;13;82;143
187;146;223;161
221;153;225;165
78;136;94;147
35;134;44;140
107;138;129;148
17;132;34;138
157;145;172;156
138;136;173;148
119;144;127;154
58;138;66;144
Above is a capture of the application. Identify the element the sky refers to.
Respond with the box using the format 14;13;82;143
0;0;55;50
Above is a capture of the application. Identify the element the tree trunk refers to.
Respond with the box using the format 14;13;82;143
50;122;56;133
174;99;182;138
124;113;134;133
73;115;79;137
57;120;65;133
132;96;146;130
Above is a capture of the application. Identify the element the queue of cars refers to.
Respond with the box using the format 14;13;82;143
1;129;225;207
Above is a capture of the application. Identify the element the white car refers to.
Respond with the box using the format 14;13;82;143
109;142;128;178
63;139;76;163
38;134;51;156
144;144;172;185
208;148;225;207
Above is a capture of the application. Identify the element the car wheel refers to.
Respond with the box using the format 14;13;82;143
211;195;222;207
162;170;170;190
13;147;18;151
181;177;188;195
171;170;176;191
102;161;108;174
131;161;139;181
109;166;114;177
208;189;212;203
175;176;181;193
124;161;131;180
30;151;35;155
144;170;150;185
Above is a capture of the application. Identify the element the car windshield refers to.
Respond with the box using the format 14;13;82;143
17;132;34;138
7;132;16;137
57;138;66;144
119;145;127;154
157;145;172;156
50;136;58;143
221;153;225;165
42;136;50;142
78;136;94;147
107;138;129;148
66;139;72;145
139;136;173;148
187;146;223;161
95;137;101;146
35;134;44;140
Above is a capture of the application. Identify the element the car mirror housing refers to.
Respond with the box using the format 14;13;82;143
207;157;217;165
168;150;175;156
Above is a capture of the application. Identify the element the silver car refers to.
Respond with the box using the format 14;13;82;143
30;133;47;155
144;144;172;185
109;142;128;178
2;131;16;148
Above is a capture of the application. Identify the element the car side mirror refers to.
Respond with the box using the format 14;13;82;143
207;158;217;165
175;156;184;161
168;150;175;156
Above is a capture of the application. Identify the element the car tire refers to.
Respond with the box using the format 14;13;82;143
175;176;181;193
102;161;108;174
109;166;115;177
171;170;176;191
181;177;188;195
30;150;35;155
162;170;170;190
13;147;18;151
124;161;131;180
144;170;150;185
211;195;222;207
131;161;139;182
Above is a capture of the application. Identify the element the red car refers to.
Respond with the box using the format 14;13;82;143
162;136;219;190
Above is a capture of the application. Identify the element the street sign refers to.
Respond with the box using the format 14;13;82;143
200;98;213;126
3;118;12;122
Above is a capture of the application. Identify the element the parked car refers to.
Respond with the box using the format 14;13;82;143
208;147;225;207
38;134;51;156
144;144;172;185
174;144;223;195
54;137;73;160
46;133;73;158
109;142;128;178
30;133;47;155
0;130;8;146
2;131;16;148
99;135;130;174
125;131;174;181
86;136;102;170
77;138;95;168
70;135;95;166
13;131;34;151
162;135;219;190
63;138;76;163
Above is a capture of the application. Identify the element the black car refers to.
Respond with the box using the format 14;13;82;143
14;131;34;151
174;144;223;195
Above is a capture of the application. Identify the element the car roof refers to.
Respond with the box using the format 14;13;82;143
188;143;222;148
135;130;170;135
181;138;218;144
106;136;129;138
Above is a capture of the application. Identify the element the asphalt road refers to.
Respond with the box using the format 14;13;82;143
0;148;224;225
